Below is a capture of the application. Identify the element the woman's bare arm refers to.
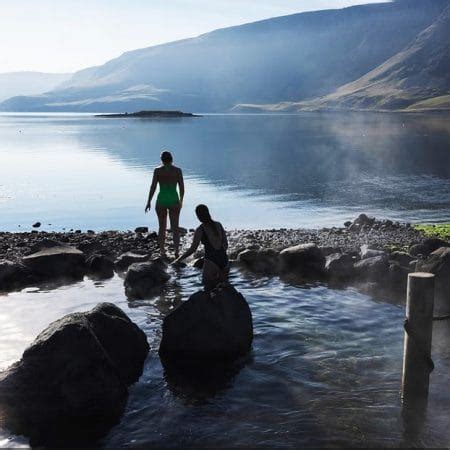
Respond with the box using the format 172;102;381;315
173;227;202;263
178;168;185;207
145;169;158;212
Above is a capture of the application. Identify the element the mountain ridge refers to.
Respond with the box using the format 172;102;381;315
252;3;450;112
0;71;72;102
1;0;449;112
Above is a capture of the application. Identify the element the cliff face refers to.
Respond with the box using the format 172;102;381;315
291;4;450;111
1;0;448;112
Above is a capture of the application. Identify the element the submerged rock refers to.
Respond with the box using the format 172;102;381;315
0;303;149;447
279;243;325;276
22;246;86;280
159;284;253;362
124;259;170;299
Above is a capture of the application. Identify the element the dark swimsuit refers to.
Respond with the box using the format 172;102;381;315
201;224;228;270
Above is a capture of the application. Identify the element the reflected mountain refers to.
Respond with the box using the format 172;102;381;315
73;113;450;213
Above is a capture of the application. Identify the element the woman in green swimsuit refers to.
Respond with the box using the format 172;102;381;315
145;151;184;257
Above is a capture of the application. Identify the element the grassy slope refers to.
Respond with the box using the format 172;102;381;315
414;224;450;240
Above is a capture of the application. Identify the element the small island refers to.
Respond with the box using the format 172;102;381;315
96;110;201;118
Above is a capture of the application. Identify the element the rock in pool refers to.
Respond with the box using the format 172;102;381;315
325;253;354;280
23;245;86;280
124;258;170;299
0;260;34;292
0;303;149;447
354;254;389;282
159;284;253;363
237;248;279;274
279;243;325;276
86;253;115;279
360;244;386;260
114;252;149;272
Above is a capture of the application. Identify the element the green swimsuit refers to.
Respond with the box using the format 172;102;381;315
156;184;179;208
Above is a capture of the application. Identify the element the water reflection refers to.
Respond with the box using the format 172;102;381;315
0;113;449;231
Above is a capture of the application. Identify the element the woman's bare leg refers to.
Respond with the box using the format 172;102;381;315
168;204;181;258
156;205;168;256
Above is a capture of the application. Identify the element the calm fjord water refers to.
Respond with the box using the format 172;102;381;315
0;112;449;231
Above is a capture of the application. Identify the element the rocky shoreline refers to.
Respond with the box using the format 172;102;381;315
0;214;449;446
0;216;428;264
0;215;449;312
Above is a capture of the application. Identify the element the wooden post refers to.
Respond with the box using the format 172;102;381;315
402;272;435;401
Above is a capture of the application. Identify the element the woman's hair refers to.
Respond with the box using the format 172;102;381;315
195;204;214;224
160;150;173;163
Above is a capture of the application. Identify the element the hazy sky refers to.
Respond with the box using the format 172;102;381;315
0;0;390;74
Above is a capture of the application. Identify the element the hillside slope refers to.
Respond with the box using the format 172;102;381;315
291;4;450;111
0;0;447;112
0;72;71;102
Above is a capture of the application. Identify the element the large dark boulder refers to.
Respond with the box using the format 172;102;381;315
0;260;33;292
27;238;63;255
0;303;149;447
237;248;279;274
23;246;86;280
279;243;325;276
325;253;354;280
86;253;114;279
354;255;389;282
115;252;149;272
124;259;170;299
85;303;150;384
416;247;450;316
159;284;253;362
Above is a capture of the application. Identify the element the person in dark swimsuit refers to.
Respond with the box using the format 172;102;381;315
145;151;184;258
173;204;229;291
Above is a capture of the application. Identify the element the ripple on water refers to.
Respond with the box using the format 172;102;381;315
0;268;449;448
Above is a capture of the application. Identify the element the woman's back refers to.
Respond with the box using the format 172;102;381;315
201;221;228;270
156;165;180;186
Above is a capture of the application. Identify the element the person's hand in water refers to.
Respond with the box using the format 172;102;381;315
145;202;151;213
